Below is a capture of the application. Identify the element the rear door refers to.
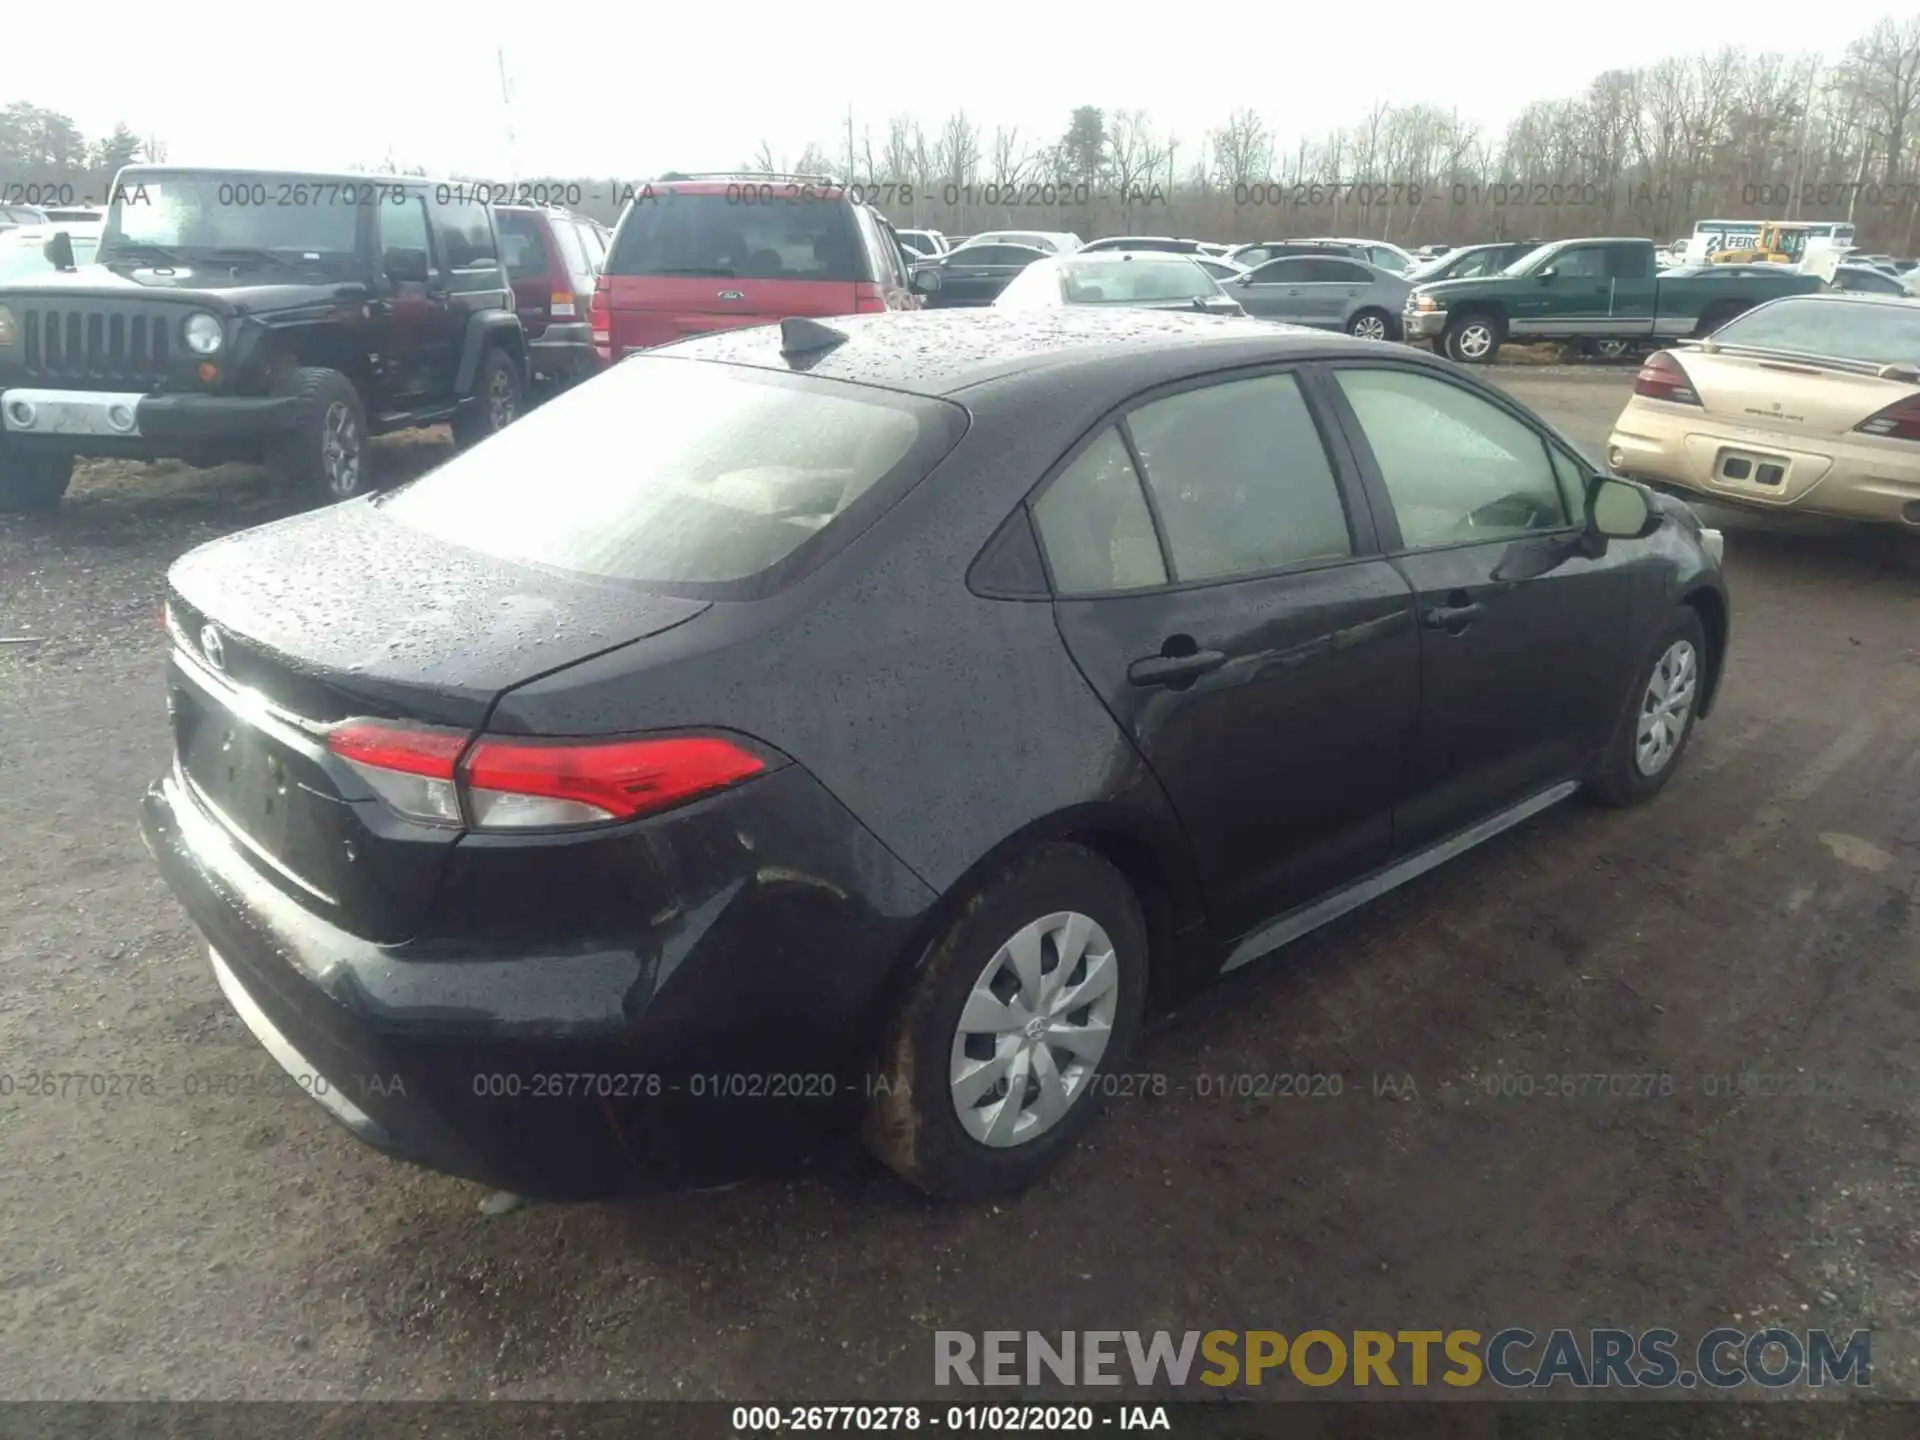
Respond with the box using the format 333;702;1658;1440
1300;257;1376;325
1604;242;1658;334
1233;257;1318;323
602;190;866;352
1321;362;1638;851
1035;367;1419;947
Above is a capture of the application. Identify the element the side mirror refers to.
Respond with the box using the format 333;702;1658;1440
1537;267;1557;281
1589;477;1659;541
43;232;76;271
384;247;430;283
911;267;941;294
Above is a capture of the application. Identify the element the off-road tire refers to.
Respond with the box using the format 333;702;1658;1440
0;451;73;513
1588;606;1709;807
862;843;1149;1200
451;347;523;450
267;368;369;501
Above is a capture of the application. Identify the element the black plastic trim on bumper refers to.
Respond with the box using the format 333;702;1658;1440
137;394;304;439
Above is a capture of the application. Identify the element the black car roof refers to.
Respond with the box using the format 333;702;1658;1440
649;307;1408;397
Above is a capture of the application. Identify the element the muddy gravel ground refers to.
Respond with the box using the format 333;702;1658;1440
4;367;1920;1403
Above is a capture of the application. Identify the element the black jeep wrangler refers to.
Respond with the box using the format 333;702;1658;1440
0;166;530;511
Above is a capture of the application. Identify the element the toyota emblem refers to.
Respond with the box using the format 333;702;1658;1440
199;625;226;672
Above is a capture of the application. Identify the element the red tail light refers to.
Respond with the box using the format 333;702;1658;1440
1634;352;1701;406
854;282;888;314
324;721;768;831
1854;395;1920;441
589;275;612;362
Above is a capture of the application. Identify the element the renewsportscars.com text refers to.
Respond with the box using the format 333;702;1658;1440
934;1328;1871;1390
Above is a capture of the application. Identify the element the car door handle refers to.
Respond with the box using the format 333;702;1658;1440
1128;649;1228;687
1421;596;1485;633
1286;289;1302;296
366;298;391;315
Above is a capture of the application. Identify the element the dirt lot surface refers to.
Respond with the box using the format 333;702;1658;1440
4;366;1920;1402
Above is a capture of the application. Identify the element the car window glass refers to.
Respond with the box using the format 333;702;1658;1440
1369;248;1408;272
1712;296;1920;362
428;195;497;271
1605;243;1653;279
1125;374;1353;582
1452;249;1500;278
1249;258;1312;283
1334;369;1569;548
378;196;434;270
608;193;862;281
495;211;548;279
1546;444;1589;518
1301;258;1370;283
1546;246;1607;278
1032;427;1167;594
952;246;1037;267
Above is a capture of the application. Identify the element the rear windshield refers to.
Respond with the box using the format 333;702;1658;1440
1063;258;1216;303
1711;296;1920;363
607;193;866;282
495;211;549;278
378;358;967;593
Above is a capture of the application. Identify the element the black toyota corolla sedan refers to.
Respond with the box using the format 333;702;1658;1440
142;308;1729;1202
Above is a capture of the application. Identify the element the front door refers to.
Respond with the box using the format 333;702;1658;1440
1321;362;1638;852
1233;257;1320;324
1509;243;1614;337
1034;368;1420;945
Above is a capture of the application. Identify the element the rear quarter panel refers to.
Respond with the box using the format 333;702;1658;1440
486;376;1196;923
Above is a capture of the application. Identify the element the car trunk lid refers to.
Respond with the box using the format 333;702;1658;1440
164;502;709;940
1680;348;1919;438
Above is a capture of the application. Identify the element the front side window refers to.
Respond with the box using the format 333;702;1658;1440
1125;374;1354;582
1332;368;1569;549
377;197;433;270
1032;428;1167;594
1545;246;1607;279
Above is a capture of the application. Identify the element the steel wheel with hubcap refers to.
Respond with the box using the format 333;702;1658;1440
1635;638;1697;777
864;842;1147;1198
950;911;1118;1148
1589;606;1710;806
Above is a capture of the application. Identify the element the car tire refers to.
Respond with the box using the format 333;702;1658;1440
0;450;73;513
1587;606;1709;807
451;347;523;450
268;368;369;502
862;842;1149;1200
1443;313;1501;364
1347;308;1394;342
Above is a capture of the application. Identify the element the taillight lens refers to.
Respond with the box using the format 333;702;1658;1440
326;720;466;826
589;276;612;361
854;282;888;314
1634;352;1701;406
1854;395;1920;441
550;290;576;318
324;721;768;831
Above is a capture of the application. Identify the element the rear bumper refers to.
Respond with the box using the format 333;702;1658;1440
0;386;302;455
139;762;939;1199
527;322;599;377
1609;404;1920;526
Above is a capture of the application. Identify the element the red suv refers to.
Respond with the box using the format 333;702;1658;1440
591;174;920;360
494;204;611;387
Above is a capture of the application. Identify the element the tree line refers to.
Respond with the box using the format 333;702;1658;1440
8;15;1920;250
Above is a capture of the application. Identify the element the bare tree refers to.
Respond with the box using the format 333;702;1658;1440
1207;107;1272;187
932;110;982;185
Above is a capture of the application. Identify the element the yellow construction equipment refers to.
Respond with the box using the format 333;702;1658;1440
1708;221;1814;265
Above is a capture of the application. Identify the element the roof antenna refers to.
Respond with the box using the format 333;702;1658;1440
780;317;849;357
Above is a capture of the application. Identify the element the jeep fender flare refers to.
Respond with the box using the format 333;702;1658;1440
454;311;529;396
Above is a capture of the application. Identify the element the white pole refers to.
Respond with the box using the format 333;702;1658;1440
1789;54;1818;222
498;49;518;188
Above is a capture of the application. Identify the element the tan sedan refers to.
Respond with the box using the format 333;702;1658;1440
1606;292;1920;528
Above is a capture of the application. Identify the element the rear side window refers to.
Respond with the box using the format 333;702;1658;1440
1126;374;1354;581
380;360;964;592
496;211;549;279
1032;428;1167;594
551;219;597;284
607;193;866;282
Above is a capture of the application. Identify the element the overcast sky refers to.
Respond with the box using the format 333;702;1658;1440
6;5;1901;182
